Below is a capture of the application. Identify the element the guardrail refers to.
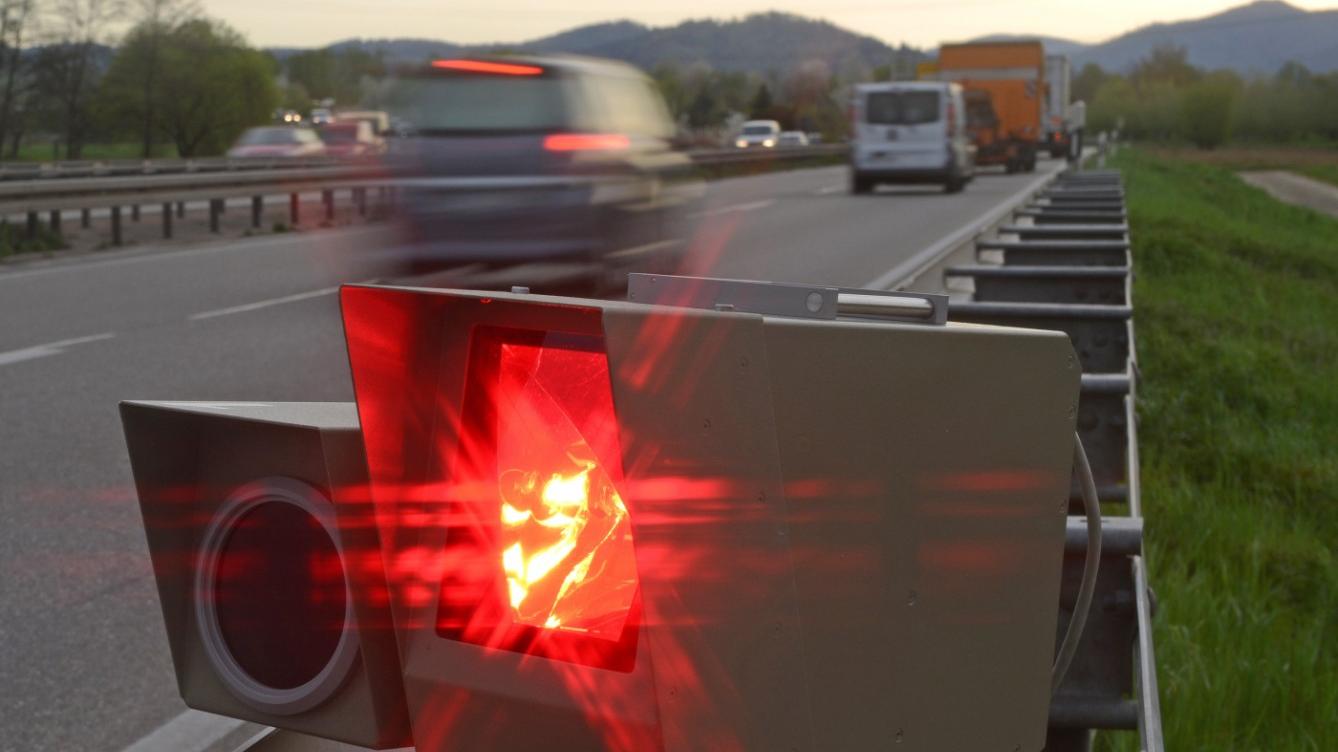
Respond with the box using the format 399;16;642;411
893;159;1163;752
0;145;847;181
0;145;847;248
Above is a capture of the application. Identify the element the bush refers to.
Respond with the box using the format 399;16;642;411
1179;75;1239;149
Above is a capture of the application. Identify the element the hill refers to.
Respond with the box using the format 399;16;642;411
1070;1;1338;74
307;13;921;76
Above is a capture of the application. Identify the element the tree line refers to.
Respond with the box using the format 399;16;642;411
1077;46;1338;148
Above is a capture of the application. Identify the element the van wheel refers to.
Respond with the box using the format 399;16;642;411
851;173;874;194
943;175;965;194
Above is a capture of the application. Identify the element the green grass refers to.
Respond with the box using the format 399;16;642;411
0;221;66;258
7;142;180;162
1096;149;1337;750
1296;165;1338;189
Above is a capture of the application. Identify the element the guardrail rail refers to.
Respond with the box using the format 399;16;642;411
922;166;1162;752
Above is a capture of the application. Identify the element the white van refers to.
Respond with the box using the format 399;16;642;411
850;82;974;194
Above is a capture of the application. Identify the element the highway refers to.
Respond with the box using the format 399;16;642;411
0;158;1065;752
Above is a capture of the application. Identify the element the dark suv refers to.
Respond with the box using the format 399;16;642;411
382;55;700;281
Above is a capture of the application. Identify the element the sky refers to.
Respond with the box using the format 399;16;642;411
204;0;1338;49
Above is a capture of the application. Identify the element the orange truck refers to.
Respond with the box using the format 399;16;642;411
935;41;1045;173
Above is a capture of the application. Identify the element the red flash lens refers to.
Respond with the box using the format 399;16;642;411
438;328;640;670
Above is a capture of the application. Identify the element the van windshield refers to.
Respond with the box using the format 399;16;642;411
866;91;941;126
742;124;776;135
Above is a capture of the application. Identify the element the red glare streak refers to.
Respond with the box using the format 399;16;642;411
431;59;544;76
543;133;630;152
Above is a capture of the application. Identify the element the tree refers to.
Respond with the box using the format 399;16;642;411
1180;73;1239;149
35;0;120;158
1072;63;1107;104
126;0;199;157
134;18;275;155
0;0;35;152
284;47;384;106
748;83;773;118
1130;45;1198;91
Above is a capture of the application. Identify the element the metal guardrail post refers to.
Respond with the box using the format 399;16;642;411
25;210;36;239
111;206;122;246
132;204;140;222
322;189;334;223
49;210;60;235
162;202;172;240
289;193;300;226
251;196;263;229
81;208;90;228
209;199;221;234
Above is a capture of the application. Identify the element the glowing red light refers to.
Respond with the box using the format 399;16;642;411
437;328;640;670
543;133;631;152
431;59;544;76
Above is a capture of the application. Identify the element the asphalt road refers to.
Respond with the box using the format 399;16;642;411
0;158;1065;752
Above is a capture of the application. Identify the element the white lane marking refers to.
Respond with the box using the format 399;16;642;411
606;238;683;260
119;708;248;752
864;164;1064;290
690;199;775;218
814;184;844;195
0;226;386;283
0;331;115;367
188;286;340;321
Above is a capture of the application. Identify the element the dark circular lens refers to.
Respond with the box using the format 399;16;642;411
214;500;347;690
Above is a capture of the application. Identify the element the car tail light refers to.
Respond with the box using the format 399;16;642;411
543;133;631;152
437;328;640;671
431;59;544;76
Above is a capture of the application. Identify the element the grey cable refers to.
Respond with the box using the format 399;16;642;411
1052;431;1102;693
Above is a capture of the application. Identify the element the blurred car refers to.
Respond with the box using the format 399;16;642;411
734;119;781;148
227;127;325;158
276;109;303;124
310;107;334;125
778;130;810;147
316;120;384;158
382;55;701;281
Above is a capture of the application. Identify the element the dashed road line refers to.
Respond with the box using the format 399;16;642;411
0;332;116;367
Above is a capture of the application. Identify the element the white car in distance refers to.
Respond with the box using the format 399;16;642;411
734;119;781;148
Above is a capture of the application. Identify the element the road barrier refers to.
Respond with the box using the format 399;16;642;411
0;145;846;248
908;166;1162;752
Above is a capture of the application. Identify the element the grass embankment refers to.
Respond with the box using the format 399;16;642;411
8;142;180;162
1097;149;1336;750
1143;145;1338;188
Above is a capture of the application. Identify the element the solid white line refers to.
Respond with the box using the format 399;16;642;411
0;331;115;367
690;199;775;218
188;286;341;321
814;184;844;195
119;709;247;752
864;165;1062;290
606;238;683;259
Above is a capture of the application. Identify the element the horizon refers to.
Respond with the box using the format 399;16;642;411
203;0;1338;50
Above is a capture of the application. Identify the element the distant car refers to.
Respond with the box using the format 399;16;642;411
227;127;325;158
316;120;384;158
850;81;974;194
310;107;334;126
778;131;810;147
275;109;303;124
383;55;701;282
734;120;781;148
